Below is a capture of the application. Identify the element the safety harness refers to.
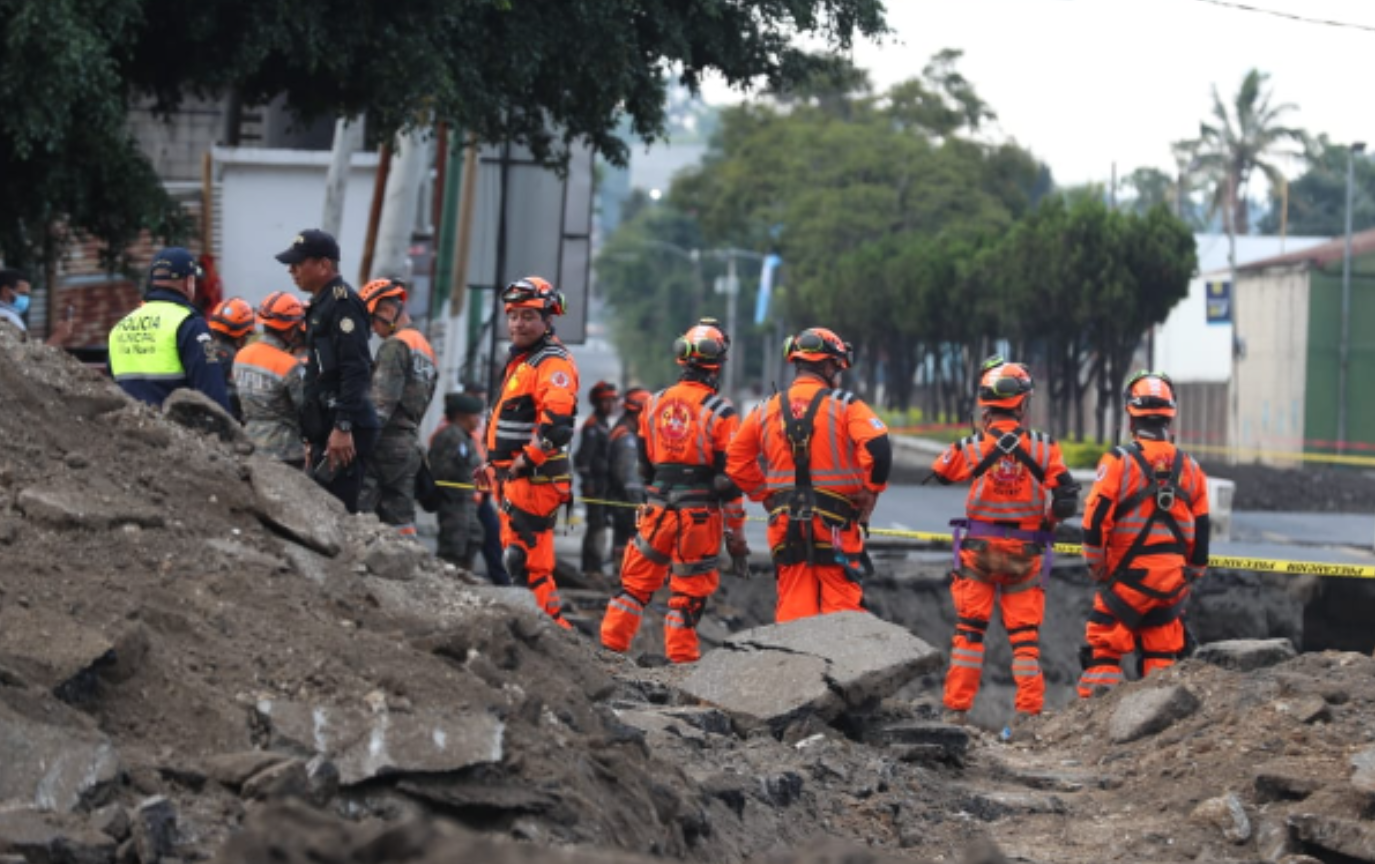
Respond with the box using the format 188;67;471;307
1098;442;1195;629
635;390;739;578
949;426;1056;586
768;386;872;581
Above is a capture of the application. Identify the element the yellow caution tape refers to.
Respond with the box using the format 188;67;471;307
435;480;1375;579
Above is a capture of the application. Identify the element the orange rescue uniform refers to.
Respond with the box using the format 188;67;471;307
485;337;580;627
600;382;744;662
726;379;889;623
1078;439;1209;696
932;419;1074;716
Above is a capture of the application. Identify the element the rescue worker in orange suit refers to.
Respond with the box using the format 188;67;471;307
475;276;580;628
726;327;891;624
608;387;652;568
208;296;255;421
1077;371;1209;697
575;380;619;575
932;360;1079;725
600;319;748;662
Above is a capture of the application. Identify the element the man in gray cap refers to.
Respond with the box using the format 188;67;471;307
276;229;379;512
429;392;488;572
108;247;231;412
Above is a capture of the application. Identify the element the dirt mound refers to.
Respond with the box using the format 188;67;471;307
4;328;1375;864
1201;459;1375;512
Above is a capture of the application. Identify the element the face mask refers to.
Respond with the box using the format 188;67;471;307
10;294;29;315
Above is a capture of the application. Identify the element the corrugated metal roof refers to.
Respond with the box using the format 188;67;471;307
1238;227;1375;272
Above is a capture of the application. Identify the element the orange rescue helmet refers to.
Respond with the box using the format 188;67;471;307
674;318;730;368
360;278;407;315
502;275;566;316
623;387;652;413
1124;370;1177;420
257;292;306;333
209;297;254;339
590;381;619;402
978;362;1034;411
784;327;853;370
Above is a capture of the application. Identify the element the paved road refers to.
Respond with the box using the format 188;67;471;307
562;314;1375;569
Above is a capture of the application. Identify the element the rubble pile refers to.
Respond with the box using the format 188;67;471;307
3;330;1375;864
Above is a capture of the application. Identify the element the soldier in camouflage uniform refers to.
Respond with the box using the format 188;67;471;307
208;297;255;421
233;292;309;467
429;393;486;569
358;278;438;536
608;386;651;570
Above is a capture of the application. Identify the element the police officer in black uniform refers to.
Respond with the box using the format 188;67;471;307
275;229;380;512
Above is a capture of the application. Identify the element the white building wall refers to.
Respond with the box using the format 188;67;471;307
212;147;381;309
1155;235;1326;384
1155;272;1235;383
1236;266;1311;467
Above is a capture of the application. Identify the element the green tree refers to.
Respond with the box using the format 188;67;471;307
1183;69;1307;236
671;52;1046;408
1258;134;1375;236
1;0;888;268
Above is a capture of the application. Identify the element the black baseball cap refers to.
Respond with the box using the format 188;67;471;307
148;248;202;282
275;229;341;264
444;393;485;415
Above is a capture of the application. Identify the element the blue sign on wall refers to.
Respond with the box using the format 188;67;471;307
1205;280;1232;324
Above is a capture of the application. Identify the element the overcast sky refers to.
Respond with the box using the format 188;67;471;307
701;0;1375;189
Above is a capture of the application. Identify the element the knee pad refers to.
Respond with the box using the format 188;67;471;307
669;593;708;627
503;545;529;586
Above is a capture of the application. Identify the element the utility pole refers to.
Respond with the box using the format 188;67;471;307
1338;141;1367;454
724;252;738;403
322;116;363;237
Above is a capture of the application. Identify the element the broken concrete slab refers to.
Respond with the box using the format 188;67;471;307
0;698;120;812
1290;813;1375;862
1190;792;1251;843
0;809;118;863
241;759;310;802
968;790;1066;816
874;722;970;762
16;485;165;531
1350;746;1375;794
1108;684;1200;744
248;460;345;557
677;612;942;732
0;605;114;701
359;536;430;581
202;751;294;790
613;706;733;744
132;796;177;864
1195;638;1297;672
253;698;504;786
163;388;249;444
1253;759;1328;802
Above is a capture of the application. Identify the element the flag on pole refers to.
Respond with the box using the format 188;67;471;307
754;254;782;325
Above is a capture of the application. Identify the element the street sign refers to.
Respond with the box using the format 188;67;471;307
1205;280;1232;325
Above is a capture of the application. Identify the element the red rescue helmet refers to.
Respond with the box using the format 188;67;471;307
1124;370;1177;420
257;291;306;333
674;318;730;368
978;362;1034;410
784;327;853;370
623;387;652;413
209;297;254;339
360;278;407;315
502;275;566;316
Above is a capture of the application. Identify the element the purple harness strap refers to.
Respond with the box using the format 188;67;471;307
950;518;1057;587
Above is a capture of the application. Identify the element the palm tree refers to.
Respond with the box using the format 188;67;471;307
1184;69;1307;235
